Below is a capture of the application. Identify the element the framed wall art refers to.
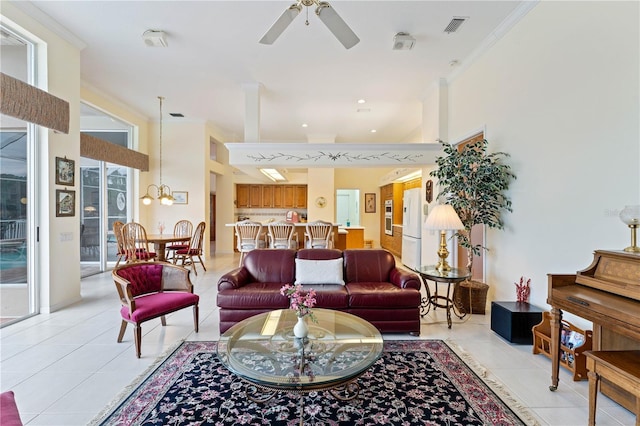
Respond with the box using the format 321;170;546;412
55;157;75;186
365;193;376;213
172;191;188;205
56;189;76;217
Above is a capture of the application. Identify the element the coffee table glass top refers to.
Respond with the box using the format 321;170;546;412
217;309;383;391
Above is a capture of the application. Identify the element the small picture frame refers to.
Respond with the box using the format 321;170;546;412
56;189;76;217
365;193;376;213
172;191;188;204
55;157;75;186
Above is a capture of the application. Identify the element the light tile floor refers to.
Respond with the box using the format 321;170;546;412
0;252;635;425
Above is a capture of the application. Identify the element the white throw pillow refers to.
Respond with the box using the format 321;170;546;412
295;258;344;285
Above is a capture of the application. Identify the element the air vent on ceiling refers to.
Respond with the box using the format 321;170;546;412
444;17;467;34
169;113;184;117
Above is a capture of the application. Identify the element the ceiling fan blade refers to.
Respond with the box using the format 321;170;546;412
315;2;360;49
259;3;302;45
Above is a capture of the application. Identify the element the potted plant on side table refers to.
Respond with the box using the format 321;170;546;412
430;138;515;314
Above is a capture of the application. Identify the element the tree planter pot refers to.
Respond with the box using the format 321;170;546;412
455;280;489;315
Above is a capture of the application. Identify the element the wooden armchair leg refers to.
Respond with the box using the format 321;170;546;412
198;256;206;271
193;304;199;333
160;315;167;326
117;320;128;343
134;324;142;358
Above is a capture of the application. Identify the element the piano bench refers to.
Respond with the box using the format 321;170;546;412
585;350;640;426
490;301;544;344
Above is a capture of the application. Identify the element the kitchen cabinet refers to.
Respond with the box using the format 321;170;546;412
283;185;295;207
345;228;364;249
236;184;306;209
273;185;284;208
249;185;262;207
236;184;250;208
283;185;307;208
262;185;274;208
294;185;307;208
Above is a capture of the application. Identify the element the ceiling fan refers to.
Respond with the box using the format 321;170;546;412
259;0;360;49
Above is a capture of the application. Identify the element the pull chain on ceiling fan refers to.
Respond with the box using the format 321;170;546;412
259;0;360;49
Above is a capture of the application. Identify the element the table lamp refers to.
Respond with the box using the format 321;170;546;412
620;205;640;253
424;204;464;273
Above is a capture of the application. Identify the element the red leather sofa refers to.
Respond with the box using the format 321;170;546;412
217;248;422;335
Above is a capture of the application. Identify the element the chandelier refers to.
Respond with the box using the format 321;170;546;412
141;96;174;206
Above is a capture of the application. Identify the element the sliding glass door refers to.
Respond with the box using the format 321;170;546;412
79;108;132;277
0;25;37;325
80;158;130;277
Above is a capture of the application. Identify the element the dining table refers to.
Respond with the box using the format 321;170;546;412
146;234;191;262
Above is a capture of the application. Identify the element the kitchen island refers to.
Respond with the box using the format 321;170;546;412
226;222;344;250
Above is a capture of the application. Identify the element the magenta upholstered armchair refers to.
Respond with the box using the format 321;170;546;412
113;262;199;358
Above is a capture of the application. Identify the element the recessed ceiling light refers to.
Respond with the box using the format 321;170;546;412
301;123;308;128
357;99;366;104
370;129;377;133
260;168;287;182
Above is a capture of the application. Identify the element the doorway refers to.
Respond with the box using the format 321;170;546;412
455;132;485;281
336;189;360;227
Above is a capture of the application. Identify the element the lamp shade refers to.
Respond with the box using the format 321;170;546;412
620;205;640;225
424;204;464;230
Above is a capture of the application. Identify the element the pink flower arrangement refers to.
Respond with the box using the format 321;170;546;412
515;276;531;303
280;284;317;322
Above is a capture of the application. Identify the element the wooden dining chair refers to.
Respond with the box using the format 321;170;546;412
174;221;207;275
113;221;126;267
267;221;298;249
166;220;193;262
304;220;334;249
234;220;266;266
121;222;157;263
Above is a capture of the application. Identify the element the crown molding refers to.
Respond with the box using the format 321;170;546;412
9;1;87;50
447;0;539;84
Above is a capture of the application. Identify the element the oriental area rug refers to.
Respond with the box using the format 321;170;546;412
91;340;538;426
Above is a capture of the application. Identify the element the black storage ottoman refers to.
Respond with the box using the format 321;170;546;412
490;301;544;344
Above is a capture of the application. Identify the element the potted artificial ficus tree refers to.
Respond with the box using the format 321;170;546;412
430;138;515;314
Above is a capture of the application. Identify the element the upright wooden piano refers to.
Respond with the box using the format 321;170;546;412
548;250;640;411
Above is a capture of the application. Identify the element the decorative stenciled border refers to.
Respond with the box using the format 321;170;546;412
248;151;423;163
225;142;443;167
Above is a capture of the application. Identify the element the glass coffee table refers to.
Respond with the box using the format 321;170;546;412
217;309;383;424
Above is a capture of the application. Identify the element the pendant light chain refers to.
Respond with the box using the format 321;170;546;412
140;96;173;205
158;96;164;186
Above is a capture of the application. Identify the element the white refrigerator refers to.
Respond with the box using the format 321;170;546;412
401;188;422;270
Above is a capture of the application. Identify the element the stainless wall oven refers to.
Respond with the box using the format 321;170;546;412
384;200;393;235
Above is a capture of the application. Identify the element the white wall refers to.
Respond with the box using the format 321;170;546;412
442;1;639;328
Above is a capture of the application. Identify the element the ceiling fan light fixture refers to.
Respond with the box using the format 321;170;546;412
315;2;360;49
260;0;358;49
259;3;302;45
393;32;415;50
